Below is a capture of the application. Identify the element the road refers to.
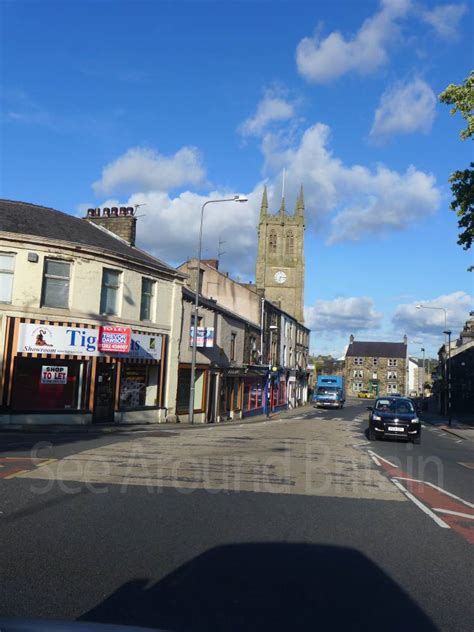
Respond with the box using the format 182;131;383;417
0;398;472;631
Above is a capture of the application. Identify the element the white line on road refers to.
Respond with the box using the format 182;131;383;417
432;508;474;520
368;451;396;468
370;454;381;466
393;477;474;509
390;479;450;529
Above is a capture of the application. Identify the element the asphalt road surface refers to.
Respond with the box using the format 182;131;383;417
0;398;473;631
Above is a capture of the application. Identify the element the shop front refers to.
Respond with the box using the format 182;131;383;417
266;367;288;414
0;317;166;425
242;368;267;418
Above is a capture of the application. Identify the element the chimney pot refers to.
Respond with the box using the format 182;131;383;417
102;208;110;217
87;208;95;217
111;207;118;217
119;206;127;216
127;206;134;215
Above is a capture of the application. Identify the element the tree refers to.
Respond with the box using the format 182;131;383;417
439;72;474;268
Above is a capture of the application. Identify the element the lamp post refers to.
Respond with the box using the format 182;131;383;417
266;324;278;417
416;304;448;344
421;347;425;396
443;330;452;426
188;195;248;424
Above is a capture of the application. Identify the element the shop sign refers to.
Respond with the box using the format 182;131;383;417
98;326;131;353
41;365;68;385
190;327;214;348
17;324;162;360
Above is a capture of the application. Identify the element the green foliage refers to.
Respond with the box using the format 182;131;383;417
449;163;474;251
439;71;473;140
439;72;474;266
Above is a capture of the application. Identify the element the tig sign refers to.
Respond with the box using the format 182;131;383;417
41;365;68;385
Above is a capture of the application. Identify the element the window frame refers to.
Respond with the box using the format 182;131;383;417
388;358;398;367
0;253;15;304
353;369;364;378
230;332;237;361
41;258;71;309
268;230;277;254
353;357;363;365
286;230;294;255
100;268;121;316
140;277;155;321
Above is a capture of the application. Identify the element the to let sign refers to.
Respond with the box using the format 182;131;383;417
98;326;131;353
41;365;68;385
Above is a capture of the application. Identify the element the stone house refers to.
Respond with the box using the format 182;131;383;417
344;335;408;397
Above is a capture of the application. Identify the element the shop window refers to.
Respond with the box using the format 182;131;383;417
100;269;121;315
41;259;70;308
176;367;205;413
0;253;14;303
120;364;159;408
140;278;155;321
11;357;88;411
243;378;264;411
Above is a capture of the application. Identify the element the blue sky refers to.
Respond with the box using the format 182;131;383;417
1;0;473;358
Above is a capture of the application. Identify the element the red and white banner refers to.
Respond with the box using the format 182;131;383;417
98;326;131;353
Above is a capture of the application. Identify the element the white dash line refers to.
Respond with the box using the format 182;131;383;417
393;477;474;509
391;479;450;529
432;508;474;520
368;451;396;468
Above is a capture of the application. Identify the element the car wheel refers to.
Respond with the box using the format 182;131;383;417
368;427;376;441
412;435;421;445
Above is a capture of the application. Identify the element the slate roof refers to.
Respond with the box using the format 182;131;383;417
346;341;407;359
0;199;181;276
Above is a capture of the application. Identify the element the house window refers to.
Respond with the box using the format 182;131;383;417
100;269;121;315
353;370;363;378
388;371;397;380
269;230;277;254
140;278;155;321
373;358;378;366
41;259;70;308
387;383;398;394
388;358;398;367
0;254;15;303
352;381;363;392
230;333;237;361
286;230;294;255
353;357;363;365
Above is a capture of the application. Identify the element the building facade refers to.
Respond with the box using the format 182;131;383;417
255;186;305;323
344;335;408;397
0;200;184;426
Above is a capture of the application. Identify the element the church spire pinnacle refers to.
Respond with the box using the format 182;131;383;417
279;195;286;219
295;184;304;218
260;185;268;220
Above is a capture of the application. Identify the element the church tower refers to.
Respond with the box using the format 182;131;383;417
255;185;305;322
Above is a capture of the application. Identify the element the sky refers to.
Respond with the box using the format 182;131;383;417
1;0;473;359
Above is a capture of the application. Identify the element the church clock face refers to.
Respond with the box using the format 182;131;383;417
274;270;287;285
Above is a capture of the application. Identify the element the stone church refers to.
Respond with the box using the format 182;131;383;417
255;185;305;323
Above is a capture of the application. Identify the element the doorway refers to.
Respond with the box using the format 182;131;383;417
93;363;116;423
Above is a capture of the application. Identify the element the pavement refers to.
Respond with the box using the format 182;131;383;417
421;409;474;442
0;398;473;631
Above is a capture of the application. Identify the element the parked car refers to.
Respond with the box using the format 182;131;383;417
367;396;421;444
357;390;372;399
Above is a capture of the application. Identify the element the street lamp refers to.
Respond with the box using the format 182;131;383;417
416;304;448;343
266;324;278;418
188;195;248;424
443;330;452;426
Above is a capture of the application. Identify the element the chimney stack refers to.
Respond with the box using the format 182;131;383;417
201;259;219;270
86;206;137;246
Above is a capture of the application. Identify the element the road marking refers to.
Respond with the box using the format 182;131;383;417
432;508;474;520
459;462;474;470
4;468;31;479
393;476;474;509
391;478;450;529
367;451;396;468
370;454;381;466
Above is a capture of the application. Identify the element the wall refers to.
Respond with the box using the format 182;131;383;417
178;261;261;326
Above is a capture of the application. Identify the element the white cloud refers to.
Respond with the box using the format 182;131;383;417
296;0;411;83
93;146;206;196
370;78;437;139
421;3;468;39
262;122;440;243
239;93;296;137
305;297;383;333
392;292;473;337
105;185;268;278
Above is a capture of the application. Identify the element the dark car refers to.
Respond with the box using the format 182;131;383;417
367;397;421;444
